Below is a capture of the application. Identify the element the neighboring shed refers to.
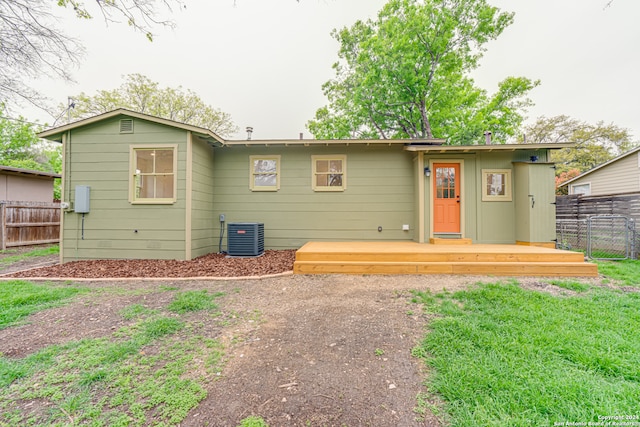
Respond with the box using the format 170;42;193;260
0;165;60;203
559;146;640;196
0;166;61;249
38;109;571;263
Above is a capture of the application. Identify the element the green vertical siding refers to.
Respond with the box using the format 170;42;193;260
514;162;556;243
190;137;216;257
212;145;415;249
62;117;188;262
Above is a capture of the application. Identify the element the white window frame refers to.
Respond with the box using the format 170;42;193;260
481;169;512;202
250;155;281;192
570;182;591;196
312;155;347;192
129;144;178;204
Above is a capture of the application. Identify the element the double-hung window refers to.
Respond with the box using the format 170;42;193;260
130;145;177;203
250;155;280;191
312;155;346;191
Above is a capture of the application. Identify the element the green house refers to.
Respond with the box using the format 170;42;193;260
38;109;570;263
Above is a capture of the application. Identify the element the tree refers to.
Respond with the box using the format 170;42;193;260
307;0;539;143
555;168;581;195
0;0;184;110
522;115;637;175
0;112;62;199
61;74;238;137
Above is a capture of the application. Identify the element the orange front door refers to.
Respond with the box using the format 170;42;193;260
433;163;461;233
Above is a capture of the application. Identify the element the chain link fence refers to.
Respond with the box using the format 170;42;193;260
556;215;637;260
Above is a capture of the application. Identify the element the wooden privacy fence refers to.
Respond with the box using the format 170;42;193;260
556;193;640;259
0;201;61;250
556;193;640;221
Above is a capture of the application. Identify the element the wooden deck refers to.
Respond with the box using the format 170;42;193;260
293;241;598;277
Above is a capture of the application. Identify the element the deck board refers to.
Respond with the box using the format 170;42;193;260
293;241;598;277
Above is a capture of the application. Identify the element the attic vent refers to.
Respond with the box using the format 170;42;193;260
120;119;134;133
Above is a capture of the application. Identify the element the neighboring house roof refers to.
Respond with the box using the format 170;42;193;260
0;165;61;179
37;108;226;145
559;145;640;188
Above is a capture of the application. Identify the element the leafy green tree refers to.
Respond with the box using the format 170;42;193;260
522;115;637;175
61;74;238;137
307;0;539;143
0;113;62;199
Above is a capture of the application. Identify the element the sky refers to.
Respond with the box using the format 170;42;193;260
22;0;640;141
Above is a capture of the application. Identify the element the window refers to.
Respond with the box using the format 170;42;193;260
571;183;591;196
130;146;177;203
312;155;346;191
250;155;280;191
481;169;512;201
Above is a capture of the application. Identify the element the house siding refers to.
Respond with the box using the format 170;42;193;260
61;117;188;262
212;145;415;249
423;149;549;244
190;136;216;257
569;152;640;196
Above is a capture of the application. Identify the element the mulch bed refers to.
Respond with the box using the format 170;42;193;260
10;250;297;278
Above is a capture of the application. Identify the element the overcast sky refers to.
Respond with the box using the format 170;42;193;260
24;0;640;141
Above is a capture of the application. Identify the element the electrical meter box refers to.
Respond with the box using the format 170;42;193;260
75;185;91;213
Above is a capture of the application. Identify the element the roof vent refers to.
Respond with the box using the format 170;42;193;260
120;119;134;133
484;130;492;145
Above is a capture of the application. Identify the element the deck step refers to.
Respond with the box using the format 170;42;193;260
295;251;585;263
293;241;597;277
293;261;598;277
430;238;472;245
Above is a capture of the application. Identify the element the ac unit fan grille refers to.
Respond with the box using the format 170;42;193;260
227;222;264;256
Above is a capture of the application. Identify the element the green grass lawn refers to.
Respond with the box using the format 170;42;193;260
0;245;59;266
0;280;87;329
412;261;640;426
596;259;640;286
0;285;226;426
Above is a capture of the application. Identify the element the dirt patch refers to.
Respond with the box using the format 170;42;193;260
0;251;619;426
0;274;477;426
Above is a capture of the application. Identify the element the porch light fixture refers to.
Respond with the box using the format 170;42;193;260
424;167;431;177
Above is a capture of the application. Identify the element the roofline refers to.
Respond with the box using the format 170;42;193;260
37;108;225;144
223;138;447;146
0;165;61;179
560;145;640;188
404;142;576;152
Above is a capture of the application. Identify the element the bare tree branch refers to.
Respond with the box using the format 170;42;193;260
0;0;185;112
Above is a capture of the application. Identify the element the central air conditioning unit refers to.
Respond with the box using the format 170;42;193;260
227;222;264;256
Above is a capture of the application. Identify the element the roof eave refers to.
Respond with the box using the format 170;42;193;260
223;138;447;147
404;142;576;152
0;165;61;179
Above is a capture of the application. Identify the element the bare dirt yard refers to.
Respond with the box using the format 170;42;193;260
0;249;606;426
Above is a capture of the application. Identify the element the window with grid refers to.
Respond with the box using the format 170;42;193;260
131;146;177;203
312;155;346;191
